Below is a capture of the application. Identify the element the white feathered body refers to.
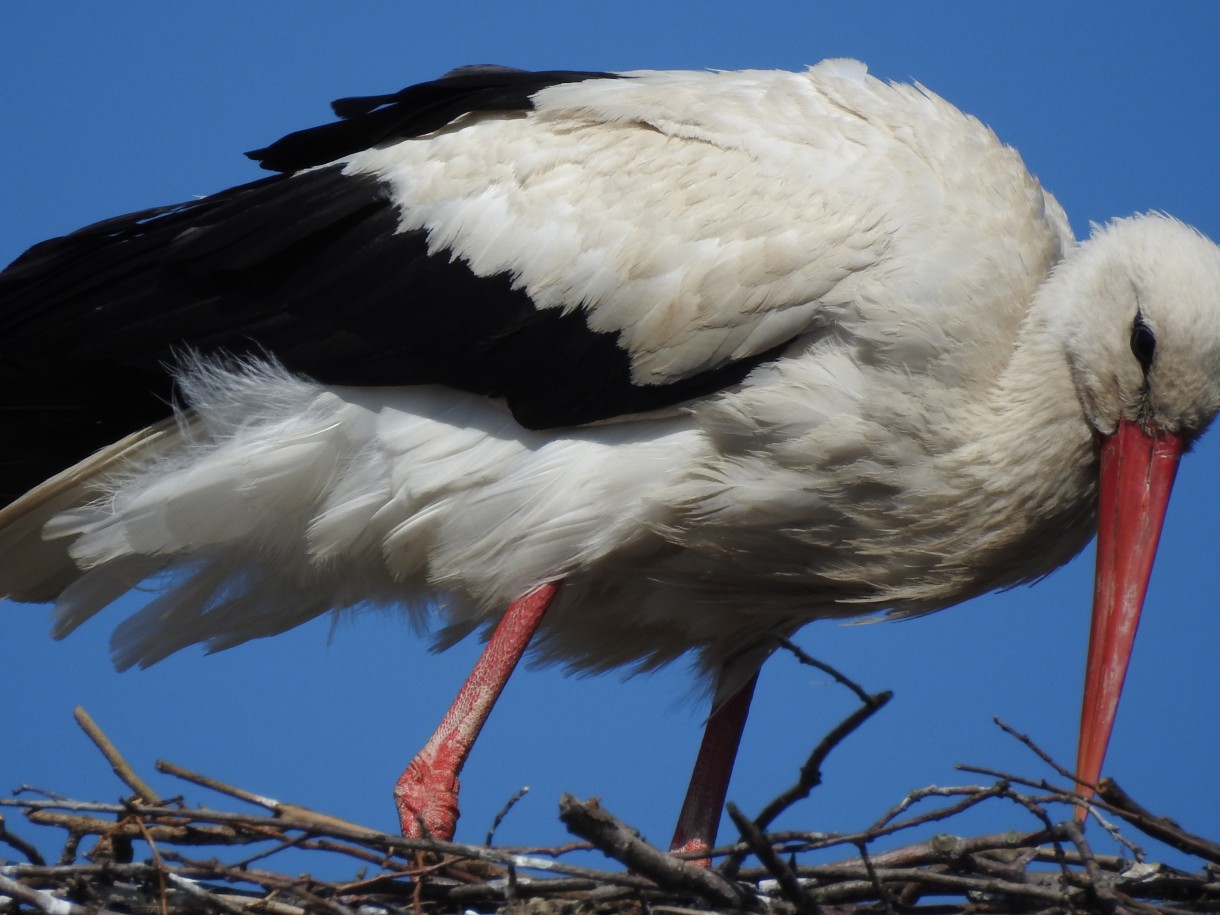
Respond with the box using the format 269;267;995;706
2;61;1111;680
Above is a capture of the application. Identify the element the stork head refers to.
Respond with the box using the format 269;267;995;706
1049;213;1220;814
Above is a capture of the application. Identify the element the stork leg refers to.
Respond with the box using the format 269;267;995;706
394;581;560;840
669;668;759;864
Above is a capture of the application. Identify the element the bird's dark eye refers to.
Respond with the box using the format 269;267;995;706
1130;313;1157;373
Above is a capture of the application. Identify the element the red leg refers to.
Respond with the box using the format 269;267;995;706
394;581;560;840
669;669;759;864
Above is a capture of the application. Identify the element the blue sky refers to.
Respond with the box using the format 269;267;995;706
2;3;1219;873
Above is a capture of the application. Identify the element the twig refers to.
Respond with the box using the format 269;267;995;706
993;716;1080;784
164;871;252;915
853;841;898;915
1098;778;1220;866
558;794;750;910
775;638;876;706
727;801;817;914
485;785;529;846
0;871;124;915
156;760;375;836
74;706;162;805
0;814;46;865
867;782;1009;833
131;813;170;915
750;690;892;834
1060;819;1129;913
717;686;893;878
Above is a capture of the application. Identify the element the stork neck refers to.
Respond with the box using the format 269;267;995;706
939;270;1099;591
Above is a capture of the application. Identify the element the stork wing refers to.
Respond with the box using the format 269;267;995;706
1;66;891;500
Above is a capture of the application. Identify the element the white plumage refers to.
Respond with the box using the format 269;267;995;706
3;59;1219;850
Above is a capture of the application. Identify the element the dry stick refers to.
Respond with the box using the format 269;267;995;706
163;872;252;915
819;829;1048;871
26;808;243;846
15;722;1220;914
131;814;170;915
74;706;162;805
485;785;530;846
231;833;310;870
0;871;125;915
752;690;893;833
58;830;82;867
156;760;277;806
956;763;1076;802
852;841;898;915
0;813;46;865
717;689;892;880
866;781;1009;834
11;781;1083;898
10;857;1111;914
1098;778;1220;866
161;857;361;915
156;760;376;837
993;717;1080;784
726;801;817;915
990;716;1147;859
991;714;1114;827
797;863;1077;907
730;856;1078;908
15;795;653;887
775;637;875;706
719;786;1022;870
995;781;1080;889
494;839;593;858
1059;819;1133;914
10;825;1220;914
444;878;607;905
410;864;424;915
557;794;750;910
956;763;1150;861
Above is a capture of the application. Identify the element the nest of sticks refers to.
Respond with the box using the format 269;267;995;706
3;651;1219;915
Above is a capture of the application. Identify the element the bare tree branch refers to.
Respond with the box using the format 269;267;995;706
558;794;750;909
74;706;162;805
2;693;1218;914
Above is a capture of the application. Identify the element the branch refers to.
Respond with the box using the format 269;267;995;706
1098;777;1220;866
74;706;162;805
558;794;750;909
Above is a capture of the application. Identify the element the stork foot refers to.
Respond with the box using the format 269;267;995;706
394;754;461;841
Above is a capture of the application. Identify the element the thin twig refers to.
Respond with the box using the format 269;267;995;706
74;706;162;805
485;785;530;846
853;841;898;915
751;690;892;834
1098;778;1220;866
775;637;875;705
993;716;1080;784
0;814;46;865
157;760;375;836
727;801;817;915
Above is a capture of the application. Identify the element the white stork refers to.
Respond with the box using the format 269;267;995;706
2;60;1219;857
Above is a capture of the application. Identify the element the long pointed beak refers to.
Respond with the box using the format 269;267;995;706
1076;419;1183;815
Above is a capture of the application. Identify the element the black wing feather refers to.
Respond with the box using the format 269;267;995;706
1;67;784;506
249;68;618;172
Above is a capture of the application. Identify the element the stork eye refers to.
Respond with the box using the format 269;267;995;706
1130;314;1157;373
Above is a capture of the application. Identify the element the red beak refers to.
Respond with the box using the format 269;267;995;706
1076;419;1183;816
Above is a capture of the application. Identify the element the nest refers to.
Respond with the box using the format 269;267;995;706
3;656;1219;915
